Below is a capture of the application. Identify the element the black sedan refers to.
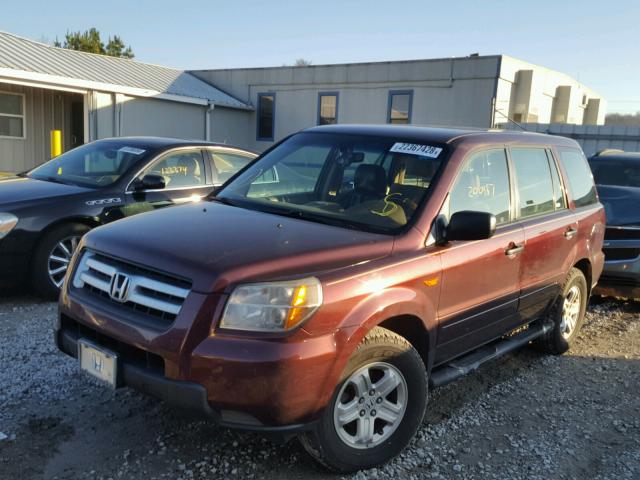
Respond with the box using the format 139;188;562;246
0;137;256;298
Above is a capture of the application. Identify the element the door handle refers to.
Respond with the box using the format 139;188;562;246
564;228;577;239
505;244;524;256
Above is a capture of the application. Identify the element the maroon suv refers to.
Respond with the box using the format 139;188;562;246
56;125;605;472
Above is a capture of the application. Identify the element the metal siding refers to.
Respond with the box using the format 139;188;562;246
0;83;79;172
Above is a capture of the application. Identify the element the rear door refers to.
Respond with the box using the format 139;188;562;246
436;148;525;364
509;147;577;320
125;148;214;214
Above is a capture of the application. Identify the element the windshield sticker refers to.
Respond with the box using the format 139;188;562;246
389;143;442;158
118;146;146;155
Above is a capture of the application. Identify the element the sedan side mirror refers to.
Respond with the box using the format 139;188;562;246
444;211;496;242
133;174;166;191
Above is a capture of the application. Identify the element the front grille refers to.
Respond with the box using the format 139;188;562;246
604;248;640;261
72;250;191;327
60;314;164;372
605;227;640;240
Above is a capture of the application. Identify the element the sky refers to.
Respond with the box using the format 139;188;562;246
2;0;639;113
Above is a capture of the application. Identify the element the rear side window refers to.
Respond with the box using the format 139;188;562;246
209;150;253;184
558;148;597;207
510;148;555;218
449;148;511;225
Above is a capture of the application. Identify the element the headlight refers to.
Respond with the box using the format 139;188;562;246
0;213;18;239
219;277;323;332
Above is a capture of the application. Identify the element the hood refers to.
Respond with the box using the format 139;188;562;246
83;202;394;293
597;184;640;227
0;176;92;208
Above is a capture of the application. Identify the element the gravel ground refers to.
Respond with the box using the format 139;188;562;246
0;293;638;480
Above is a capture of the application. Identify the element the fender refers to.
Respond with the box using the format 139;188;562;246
311;284;439;414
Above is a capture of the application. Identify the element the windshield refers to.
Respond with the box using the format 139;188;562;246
29;141;152;188
590;158;640;188
218;132;446;234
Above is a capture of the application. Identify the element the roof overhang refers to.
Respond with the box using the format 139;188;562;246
0;67;211;106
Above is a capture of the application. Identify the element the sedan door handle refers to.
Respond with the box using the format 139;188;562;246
564;228;578;239
505;244;524;256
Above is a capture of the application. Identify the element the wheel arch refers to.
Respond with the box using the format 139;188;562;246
573;257;592;295
29;216;98;270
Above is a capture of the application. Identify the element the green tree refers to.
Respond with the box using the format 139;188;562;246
54;28;134;59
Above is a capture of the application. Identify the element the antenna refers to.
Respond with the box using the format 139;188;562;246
494;108;526;131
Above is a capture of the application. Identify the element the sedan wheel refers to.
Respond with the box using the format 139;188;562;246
47;235;81;288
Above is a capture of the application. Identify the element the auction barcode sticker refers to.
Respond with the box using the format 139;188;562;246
389;142;443;158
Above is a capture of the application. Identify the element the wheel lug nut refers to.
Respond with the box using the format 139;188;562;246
376;397;382;404
371;409;377;417
359;397;365;404
369;389;375;396
359;410;366;417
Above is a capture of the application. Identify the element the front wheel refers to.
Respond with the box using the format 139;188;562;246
31;223;89;300
299;327;427;472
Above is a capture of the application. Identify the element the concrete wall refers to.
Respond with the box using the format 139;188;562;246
499;123;640;157
0;83;77;172
497;56;605;126
193;56;502;151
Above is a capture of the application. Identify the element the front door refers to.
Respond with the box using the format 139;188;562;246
125;148;214;215
435;148;524;364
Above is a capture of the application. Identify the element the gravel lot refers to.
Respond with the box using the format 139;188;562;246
0;293;638;480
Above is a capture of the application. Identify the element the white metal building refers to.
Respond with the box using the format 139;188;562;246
193;55;606;152
0;30;607;172
0;31;252;172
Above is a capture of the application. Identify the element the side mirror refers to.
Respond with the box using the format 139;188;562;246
133;174;165;191
444;211;496;242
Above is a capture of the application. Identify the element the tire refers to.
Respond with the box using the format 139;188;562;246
31;223;90;300
535;267;588;355
298;327;428;472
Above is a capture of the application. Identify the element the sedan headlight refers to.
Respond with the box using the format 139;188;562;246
219;277;323;332
0;213;18;239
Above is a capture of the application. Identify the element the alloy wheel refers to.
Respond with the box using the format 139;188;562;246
47;235;81;289
560;285;581;339
333;362;408;449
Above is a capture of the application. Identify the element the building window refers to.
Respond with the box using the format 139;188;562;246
387;90;413;124
257;93;275;141
0;92;25;138
317;92;339;125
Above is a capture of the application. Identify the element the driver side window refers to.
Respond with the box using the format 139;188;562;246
143;150;205;189
449;149;511;226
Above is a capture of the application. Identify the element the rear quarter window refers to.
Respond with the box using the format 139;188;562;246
558;148;597;208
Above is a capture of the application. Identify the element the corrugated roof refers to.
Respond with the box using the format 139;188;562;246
0;31;250;109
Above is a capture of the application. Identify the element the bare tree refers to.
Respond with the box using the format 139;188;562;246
294;58;312;67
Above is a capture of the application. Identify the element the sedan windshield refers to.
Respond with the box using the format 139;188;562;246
29;141;153;188
218;132;446;234
590;158;640;188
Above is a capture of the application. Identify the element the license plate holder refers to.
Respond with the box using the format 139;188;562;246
78;339;118;388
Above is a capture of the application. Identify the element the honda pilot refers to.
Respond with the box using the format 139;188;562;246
56;125;605;472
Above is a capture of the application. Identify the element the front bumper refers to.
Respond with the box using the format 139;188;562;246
593;235;640;299
56;287;339;430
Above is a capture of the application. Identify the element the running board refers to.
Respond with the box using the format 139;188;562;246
429;322;553;388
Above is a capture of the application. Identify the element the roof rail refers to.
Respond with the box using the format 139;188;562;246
595;148;625;156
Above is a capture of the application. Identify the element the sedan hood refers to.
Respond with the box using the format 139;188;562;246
597;185;640;227
83;202;394;293
0;176;91;207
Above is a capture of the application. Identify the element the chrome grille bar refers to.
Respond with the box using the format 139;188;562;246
73;250;190;320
